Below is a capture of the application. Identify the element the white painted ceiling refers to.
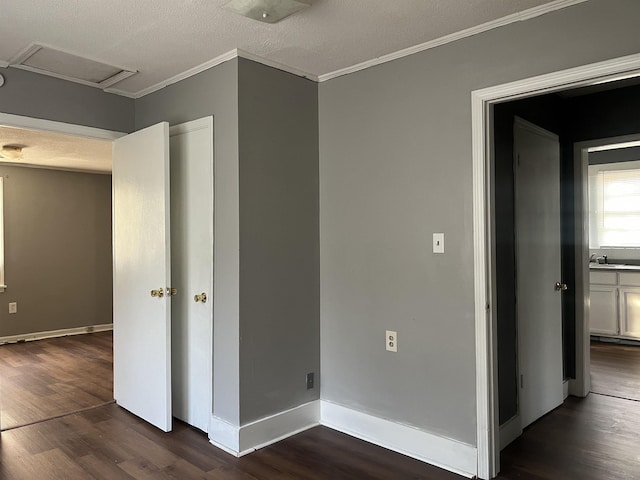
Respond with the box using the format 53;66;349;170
0;126;112;173
0;0;573;98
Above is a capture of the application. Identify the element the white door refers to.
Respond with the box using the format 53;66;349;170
514;117;564;429
170;117;213;432
112;122;172;432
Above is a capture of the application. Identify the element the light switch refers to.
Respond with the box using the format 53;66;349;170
433;233;445;253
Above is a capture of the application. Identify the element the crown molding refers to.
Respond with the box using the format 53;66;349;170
27;0;587;98
112;49;240;99
317;0;589;82
236;49;318;82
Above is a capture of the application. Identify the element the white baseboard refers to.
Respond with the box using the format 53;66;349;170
319;401;477;478
209;400;320;456
0;324;113;344
499;415;522;450
209;398;477;478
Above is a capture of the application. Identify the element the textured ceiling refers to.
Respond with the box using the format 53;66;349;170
0;126;112;173
0;0;575;97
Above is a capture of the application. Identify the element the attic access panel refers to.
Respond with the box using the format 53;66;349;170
10;44;136;89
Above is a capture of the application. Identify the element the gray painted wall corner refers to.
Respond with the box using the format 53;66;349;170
238;58;320;424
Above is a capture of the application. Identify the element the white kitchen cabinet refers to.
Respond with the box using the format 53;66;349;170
590;285;618;335
590;269;640;340
619;287;640;338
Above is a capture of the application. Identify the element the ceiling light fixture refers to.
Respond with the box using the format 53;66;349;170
224;0;310;24
1;145;24;159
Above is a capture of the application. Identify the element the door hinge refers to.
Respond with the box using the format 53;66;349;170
520;374;524;389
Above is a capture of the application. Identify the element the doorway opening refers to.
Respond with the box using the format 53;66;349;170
473;53;640;479
0;113;215;438
0;120;116;431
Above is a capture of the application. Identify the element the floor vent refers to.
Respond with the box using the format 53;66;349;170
9;43;136;90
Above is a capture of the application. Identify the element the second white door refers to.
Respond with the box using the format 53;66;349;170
170;117;214;432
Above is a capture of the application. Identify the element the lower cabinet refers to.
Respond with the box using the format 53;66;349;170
590;285;618;335
619;287;640;338
590;270;640;340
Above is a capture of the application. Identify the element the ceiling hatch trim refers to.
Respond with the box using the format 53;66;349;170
9;43;137;91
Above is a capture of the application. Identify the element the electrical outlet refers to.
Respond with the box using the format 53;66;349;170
306;372;314;389
8;302;17;314
386;330;397;352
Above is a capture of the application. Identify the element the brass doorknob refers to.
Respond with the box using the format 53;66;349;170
555;282;568;291
150;288;164;298
194;293;207;303
167;287;178;296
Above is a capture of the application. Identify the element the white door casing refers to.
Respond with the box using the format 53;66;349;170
113;122;172;432
170;117;214;432
473;54;640;480
514;117;564;429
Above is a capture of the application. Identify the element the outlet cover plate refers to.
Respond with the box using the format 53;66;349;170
386;330;397;352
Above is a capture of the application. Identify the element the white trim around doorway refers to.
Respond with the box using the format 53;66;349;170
0;113;126;140
472;52;640;480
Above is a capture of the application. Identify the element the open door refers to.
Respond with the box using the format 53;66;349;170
112;122;172;432
514;117;564;429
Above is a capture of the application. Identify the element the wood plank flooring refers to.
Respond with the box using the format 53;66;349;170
590;340;640;401
0;332;113;430
0;335;639;479
0;404;463;480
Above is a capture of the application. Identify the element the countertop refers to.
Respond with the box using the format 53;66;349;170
589;263;640;272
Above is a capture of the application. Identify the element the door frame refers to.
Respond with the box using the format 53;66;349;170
472;53;640;479
0;112;125;431
572;132;640;396
0;113;126;141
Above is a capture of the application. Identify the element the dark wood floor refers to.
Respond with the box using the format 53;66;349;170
497;341;640;479
0;332;113;429
0;404;465;480
590;340;640;401
0;335;639;479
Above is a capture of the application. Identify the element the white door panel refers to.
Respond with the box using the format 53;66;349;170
515;118;564;429
113;122;172;432
170;117;214;432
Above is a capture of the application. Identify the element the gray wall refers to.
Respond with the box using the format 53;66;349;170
319;0;640;445
0;68;131;338
237;59;319;424
0;166;112;336
0;68;133;132
135;59;242;425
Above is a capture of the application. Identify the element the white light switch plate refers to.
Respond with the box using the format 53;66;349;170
9;302;17;314
433;233;445;253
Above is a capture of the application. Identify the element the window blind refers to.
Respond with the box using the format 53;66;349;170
590;167;640;248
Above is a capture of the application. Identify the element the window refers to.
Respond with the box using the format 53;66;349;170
589;161;640;248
